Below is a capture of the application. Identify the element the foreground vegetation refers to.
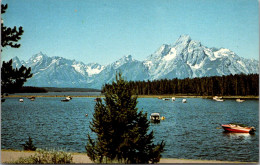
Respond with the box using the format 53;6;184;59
103;74;259;96
7;149;73;164
86;73;165;163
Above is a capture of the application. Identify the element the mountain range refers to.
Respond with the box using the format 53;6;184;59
11;35;259;89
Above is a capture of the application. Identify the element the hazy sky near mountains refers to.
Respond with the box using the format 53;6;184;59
1;0;259;65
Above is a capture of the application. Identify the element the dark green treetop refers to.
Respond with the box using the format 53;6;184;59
86;73;165;163
1;59;32;94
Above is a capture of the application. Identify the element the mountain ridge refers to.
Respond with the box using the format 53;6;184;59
10;35;259;89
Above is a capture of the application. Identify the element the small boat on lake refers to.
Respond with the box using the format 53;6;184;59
236;99;245;103
182;99;187;103
1;98;5;102
19;99;24;102
213;96;224;102
61;98;70;102
221;123;256;134
172;97;175;101
150;113;160;123
66;96;72;100
28;97;35;101
162;98;170;101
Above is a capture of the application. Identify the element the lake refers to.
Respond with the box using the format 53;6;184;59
1;95;259;162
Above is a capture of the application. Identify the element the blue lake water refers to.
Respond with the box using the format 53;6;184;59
1;95;259;162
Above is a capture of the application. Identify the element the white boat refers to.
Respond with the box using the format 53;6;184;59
19;99;24;102
150;113;160;123
66;96;72;100
182;99;187;103
172;97;175;101
213;96;224;102
236;99;245;103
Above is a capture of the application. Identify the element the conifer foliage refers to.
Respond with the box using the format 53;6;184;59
86;73;165;163
1;4;33;94
1;4;24;50
22;136;37;151
1;59;33;94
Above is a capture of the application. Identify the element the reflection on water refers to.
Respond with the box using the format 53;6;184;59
223;132;254;140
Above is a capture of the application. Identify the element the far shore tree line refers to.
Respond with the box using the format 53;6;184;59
102;74;259;96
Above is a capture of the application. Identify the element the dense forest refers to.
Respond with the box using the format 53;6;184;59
102;74;259;96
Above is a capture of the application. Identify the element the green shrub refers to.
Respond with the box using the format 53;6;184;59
7;149;73;164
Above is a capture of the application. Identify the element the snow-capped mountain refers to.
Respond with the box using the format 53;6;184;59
144;35;259;79
10;35;259;89
12;52;104;88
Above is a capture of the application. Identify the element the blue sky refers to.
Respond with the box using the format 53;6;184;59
1;0;259;65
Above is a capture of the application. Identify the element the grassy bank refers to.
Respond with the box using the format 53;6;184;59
1;150;253;164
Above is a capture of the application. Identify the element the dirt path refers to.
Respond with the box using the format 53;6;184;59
1;150;252;164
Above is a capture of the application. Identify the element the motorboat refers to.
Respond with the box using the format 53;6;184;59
19;99;24;102
162;98;170;101
150;113;160;123
213;96;224;102
28;97;35;101
236;99;245;102
182;99;187;103
172;97;175;101
66;96;72;100
221;123;256;134
61;98;70;102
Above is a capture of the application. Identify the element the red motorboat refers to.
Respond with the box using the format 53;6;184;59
222;124;256;134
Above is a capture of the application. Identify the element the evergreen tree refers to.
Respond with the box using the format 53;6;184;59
1;59;33;94
1;4;24;50
22;136;37;151
86;73;165;163
1;4;33;94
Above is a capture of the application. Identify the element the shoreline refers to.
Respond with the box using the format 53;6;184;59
1;150;255;164
3;94;259;99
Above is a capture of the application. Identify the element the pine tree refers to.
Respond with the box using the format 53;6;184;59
1;59;33;94
1;4;33;94
86;73;165;163
1;4;24;50
22;136;37;151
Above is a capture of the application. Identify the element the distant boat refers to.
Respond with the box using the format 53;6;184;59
213;96;224;102
1;98;5;102
19;99;24;102
28;97;35;101
61;98;70;102
172;97;175;101
222;123;256;134
182;99;187;103
162;98;170;101
236;99;245;103
66;96;72;100
150;113;160;123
